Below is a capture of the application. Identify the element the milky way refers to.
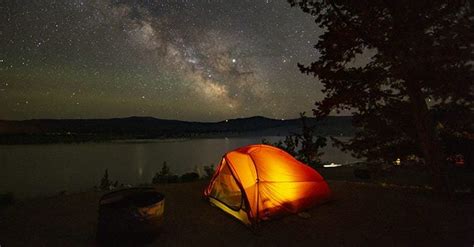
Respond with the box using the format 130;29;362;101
0;0;324;121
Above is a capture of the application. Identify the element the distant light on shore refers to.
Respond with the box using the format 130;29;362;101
324;163;342;168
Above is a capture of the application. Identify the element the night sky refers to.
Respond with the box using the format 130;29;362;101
0;0;326;121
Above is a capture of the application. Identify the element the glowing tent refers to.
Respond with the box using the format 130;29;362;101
204;144;331;226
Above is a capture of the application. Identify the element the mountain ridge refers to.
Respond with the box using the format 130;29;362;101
0;116;354;144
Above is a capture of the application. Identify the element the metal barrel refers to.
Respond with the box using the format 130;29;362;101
97;187;165;245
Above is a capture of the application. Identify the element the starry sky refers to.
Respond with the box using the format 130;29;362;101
0;0;326;121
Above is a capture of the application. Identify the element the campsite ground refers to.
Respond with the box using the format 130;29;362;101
1;180;473;247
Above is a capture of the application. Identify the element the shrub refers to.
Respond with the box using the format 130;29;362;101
151;173;163;184
180;172;199;182
168;175;179;183
152;161;178;184
203;164;215;179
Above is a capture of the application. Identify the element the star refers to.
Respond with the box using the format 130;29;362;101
0;0;325;121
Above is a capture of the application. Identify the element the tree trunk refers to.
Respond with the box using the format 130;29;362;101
405;82;449;193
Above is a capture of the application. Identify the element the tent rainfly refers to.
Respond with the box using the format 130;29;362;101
204;144;331;226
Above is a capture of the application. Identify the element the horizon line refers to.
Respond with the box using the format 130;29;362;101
0;114;352;123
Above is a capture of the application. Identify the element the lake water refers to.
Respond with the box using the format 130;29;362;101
0;137;358;198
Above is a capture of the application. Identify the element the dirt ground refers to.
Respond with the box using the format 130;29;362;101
1;180;473;247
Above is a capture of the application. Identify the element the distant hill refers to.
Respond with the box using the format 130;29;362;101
0;116;354;144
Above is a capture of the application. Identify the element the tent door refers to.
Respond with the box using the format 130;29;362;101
209;161;243;211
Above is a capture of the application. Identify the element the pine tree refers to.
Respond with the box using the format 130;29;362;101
288;0;473;191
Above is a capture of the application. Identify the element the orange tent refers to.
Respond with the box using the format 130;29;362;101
204;144;331;226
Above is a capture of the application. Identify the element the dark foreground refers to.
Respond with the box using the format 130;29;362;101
1;180;473;246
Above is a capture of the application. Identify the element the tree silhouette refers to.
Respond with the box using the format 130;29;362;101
263;112;327;168
100;169;111;190
288;0;473;191
296;112;327;167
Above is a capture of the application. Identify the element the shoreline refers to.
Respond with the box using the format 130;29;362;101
4;163;473;201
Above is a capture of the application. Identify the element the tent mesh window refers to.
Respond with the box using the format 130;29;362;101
210;162;242;210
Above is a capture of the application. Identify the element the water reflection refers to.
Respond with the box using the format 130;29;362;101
134;144;145;180
0;137;358;198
